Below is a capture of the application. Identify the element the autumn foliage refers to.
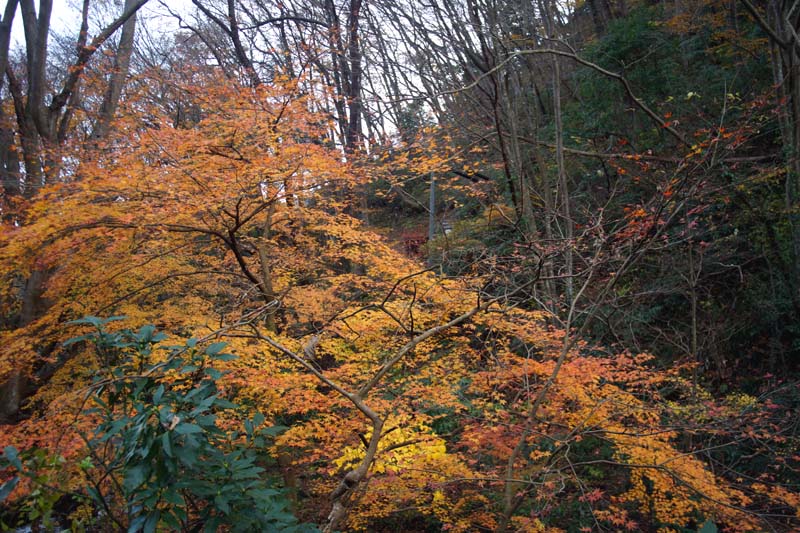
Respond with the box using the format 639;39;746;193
0;24;799;533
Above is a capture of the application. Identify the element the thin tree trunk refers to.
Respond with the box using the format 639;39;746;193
743;0;800;292
257;203;277;332
504;71;535;235
324;0;349;147
345;0;363;151
91;0;138;140
428;172;436;267
539;0;574;302
0;1;20;198
0;268;48;422
552;52;574;302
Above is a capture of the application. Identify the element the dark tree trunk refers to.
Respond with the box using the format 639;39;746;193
344;0;363;151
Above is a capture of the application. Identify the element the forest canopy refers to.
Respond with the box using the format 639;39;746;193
0;0;799;531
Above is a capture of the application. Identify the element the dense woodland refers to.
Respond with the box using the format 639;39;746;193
0;0;799;531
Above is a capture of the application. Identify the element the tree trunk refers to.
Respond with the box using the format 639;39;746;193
324;0;350;147
743;0;800;292
0;1;19;200
0;268;48;422
538;0;574;303
0;370;27;423
344;0;363;151
91;0;138;140
257;202;278;332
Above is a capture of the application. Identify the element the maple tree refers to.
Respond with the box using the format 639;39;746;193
0;0;800;532
0;70;796;530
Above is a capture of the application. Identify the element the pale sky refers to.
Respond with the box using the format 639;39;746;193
9;1;189;52
10;2;78;49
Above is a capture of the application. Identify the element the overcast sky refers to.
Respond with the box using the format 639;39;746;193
9;1;188;51
10;2;77;48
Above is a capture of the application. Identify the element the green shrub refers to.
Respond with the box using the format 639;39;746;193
1;317;315;532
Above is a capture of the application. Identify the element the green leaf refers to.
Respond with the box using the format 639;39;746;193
163;489;183;506
173;505;187;523
261;425;289;437
128;514;147;533
213;398;235;409
2;446;22;470
161;511;181;530
204;342;228;356
214;494;231;514
63;334;91;346
67;316;104;328
204;516;222;533
175;423;202;435
195;414;218;427
249;488;280;499
153;384;165;405
174;446;197;467
86;485;103;506
143;511;160;533
232;466;263;480
124;464;149;491
0;477;19;502
197;393;218;410
101;419;129;441
69;315;127;328
204;368;223;380
137;325;156;343
698;521;718;533
161;433;173;458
